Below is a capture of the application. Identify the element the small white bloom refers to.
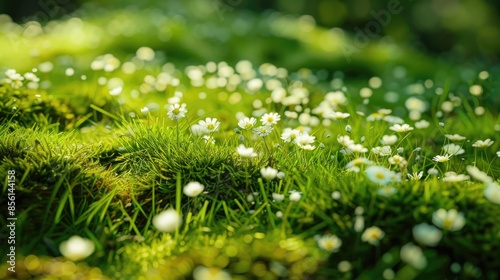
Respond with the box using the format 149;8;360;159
277;171;286;179
183;181;205;197
472;139;494;148
432;209;466;231
317;234;342;252
272;193;285;202
407;171;424;181
260;166;278;180
361;226;385;245
345;124;352;133
331;191;341;200
193;266;231;280
389;123;414;133
59;235;95;261
442;144;464;156
445;134;466;141
237;144;257;158
198;117;220;133
295;134;316;148
289;191;302;202
414;120;430;129
354;216;365;232
281;128;301;143
484;182;500;205
372;146;392;156
329;111;350;120
377;186;398;197
253;125;274;137
337;135;355;147
380;135;398;146
412;223;442;247
238;117;257;130
442;172;470;182
348;144;368;153
432;154;451;162
260;112;281;126
203;135;215;144
388;155;407;167
366;166;393;185
427;168;439;175
466;166;493;183
153;208;182;232
167;103;187;120
400;243;427;270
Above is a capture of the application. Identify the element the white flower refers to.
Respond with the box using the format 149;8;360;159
366;166;393;185
109;86;122;96
412;223;442;247
237;144;257;158
361;226;385;245
260;166;278;180
354;216;365;232
277;171;286;179
442;144;464;155
337;135;354;147
497;151;500;157
167;103;187;120
198;118;220;133
345;124;352;133
317;234;342;252
272;193;285;202
484;182;500;205
414;120;430;129
407;171;424;181
299;144;316;151
59;235;95;261
388;155;407;166
238;117;257;130
347;144;368;153
371;146;392;156
445;134;466;141
153;208;182;232
472;139;494;148
281;128;301;143
377;186;398;197
389;124;414;133
346;157;373;170
380;135;398;146
295;134;315;148
442;172;470;182
400;243;427;270
432;209;466;231
193;266;231;280
260;112;281;126
183;182;205;197
329;111;350;120
289;191;302;202
466;166;493;183
331;191;341;200
432;154;451;162
253;125;274;137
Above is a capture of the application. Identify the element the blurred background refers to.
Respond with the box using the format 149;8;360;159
1;0;498;60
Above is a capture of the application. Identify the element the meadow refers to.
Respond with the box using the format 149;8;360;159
1;1;499;279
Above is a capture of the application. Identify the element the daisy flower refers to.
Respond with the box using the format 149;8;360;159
484;183;500;205
59;236;95;261
260;112;281;126
238;117;257;130
432;154;451;162
237;144;257;158
388;155;407;166
361;226;385;246
400;243;427;270
153;208;182;232
198;117;220;133
317;234;342;252
337;135;354;147
412;223;442;247
466;166;493;183
442;144;464;155
407;171;423;181
380;135;398;146
445;134;466;141
260;166;278;180
347;144;368;153
472;139;494;148
329;111;350;120
389;123;414;133
253;125;273;137
442;172;470;182
281;128;301;143
365;165;393;185
183;182;205;197
432;209;466;231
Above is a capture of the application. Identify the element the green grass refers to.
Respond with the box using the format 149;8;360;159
1;3;500;280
